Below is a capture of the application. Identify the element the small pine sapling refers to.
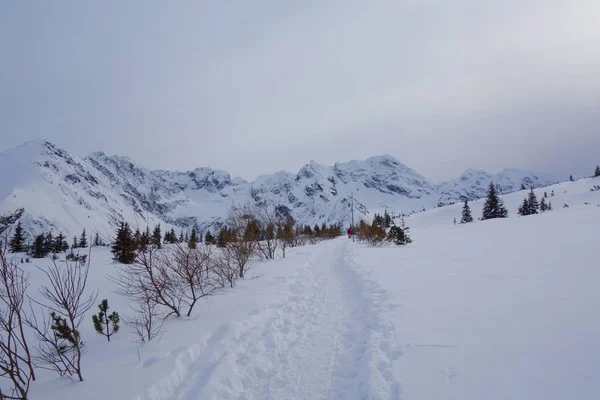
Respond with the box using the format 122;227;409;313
92;299;120;342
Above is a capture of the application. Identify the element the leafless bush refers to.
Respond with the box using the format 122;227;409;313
111;244;222;319
110;247;183;318
277;216;296;258
165;244;220;317
223;208;259;278
27;254;97;381
0;249;35;399
123;294;164;343
212;251;238;288
244;202;281;260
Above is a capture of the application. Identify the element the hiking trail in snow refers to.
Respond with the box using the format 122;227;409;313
135;239;402;400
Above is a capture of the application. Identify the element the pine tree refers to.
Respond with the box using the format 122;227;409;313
179;231;185;243
384;211;392;228
526;188;539;215
44;231;54;255
460;200;473;223
78;229;88;248
151;224;162;249
217;228;228;248
92;299;120;342
111;222;136;264
548;201;553;211
31;234;47;258
9;221;26;253
570;174;575;181
518;198;530;216
540;197;548;212
482;183;508;220
54;232;68;253
520;183;526;190
138;228;150;251
133;229;142;247
595;165;600;178
93;232;103;247
188;227;198;249
72;236;78;250
204;230;214;245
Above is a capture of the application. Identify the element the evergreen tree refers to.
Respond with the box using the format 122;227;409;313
460;200;473;223
44;231;54;255
540;197;548;212
217;227;229;248
387;226;411;245
526;188;539;214
548;201;553;211
111;222;136;264
30;234;47;258
93;232;103;247
570;174;575;181
54;232;68;253
520;183;526;190
49;312;78;358
314;224;321;236
544;191;548;198
481;183;508;220
204;230;214;245
138;228;150;251
133;229;142;247
518;198;530;216
179;231;185;243
384;211;392;228
78;229;88;248
92;299;120;342
595;165;600;178
188;227;198;249
72;236;78;250
151;224;162;248
9;221;26;253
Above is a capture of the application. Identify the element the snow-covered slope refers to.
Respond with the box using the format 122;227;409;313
0;139;561;238
13;174;600;400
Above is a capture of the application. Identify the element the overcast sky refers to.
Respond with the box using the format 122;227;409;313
1;0;599;182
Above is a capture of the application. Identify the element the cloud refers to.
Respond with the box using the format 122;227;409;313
1;0;599;182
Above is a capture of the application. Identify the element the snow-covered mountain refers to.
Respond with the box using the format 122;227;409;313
0;139;561;238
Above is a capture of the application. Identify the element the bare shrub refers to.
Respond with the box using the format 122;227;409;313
123;294;164;343
110;247;183;318
165;244;220;317
28;254;97;381
0;249;35;399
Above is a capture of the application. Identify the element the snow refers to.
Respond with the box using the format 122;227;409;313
2;175;598;399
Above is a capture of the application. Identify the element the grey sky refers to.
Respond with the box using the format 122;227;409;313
1;0;599;183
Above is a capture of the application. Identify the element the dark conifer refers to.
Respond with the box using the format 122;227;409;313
151;224;162;248
540;197;548;212
204;230;214;246
595;165;600;178
460;199;473;223
9;221;26;253
92;299;120;342
78;229;88;248
31;234;47;258
188;227;198;249
482;183;508;220
111;222;136;264
526;188;539;214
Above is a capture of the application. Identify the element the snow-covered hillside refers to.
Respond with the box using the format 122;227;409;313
0;139;562;238
6;174;598;400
